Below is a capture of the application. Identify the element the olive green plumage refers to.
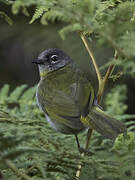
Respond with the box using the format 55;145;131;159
33;48;126;149
37;63;94;134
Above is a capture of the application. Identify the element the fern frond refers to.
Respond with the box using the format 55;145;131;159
19;86;36;102
11;1;22;14
9;85;27;102
0;84;10;102
29;6;47;24
59;23;82;39
126;121;135;126
0;11;13;25
0;0;14;5
22;6;29;16
40;10;71;25
127;126;135;132
105;85;127;116
113;132;135;152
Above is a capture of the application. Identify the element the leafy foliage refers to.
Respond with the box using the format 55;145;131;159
0;11;13;25
1;0;134;77
0;84;135;179
105;85;128;115
105;85;135;130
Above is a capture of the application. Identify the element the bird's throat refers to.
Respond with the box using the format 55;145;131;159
40;69;50;79
39;64;72;80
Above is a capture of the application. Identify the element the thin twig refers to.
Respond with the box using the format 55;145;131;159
4;159;32;180
76;128;93;178
85;128;93;150
80;32;102;86
76;163;82;178
98;50;118;103
103;50;118;85
103;64;115;85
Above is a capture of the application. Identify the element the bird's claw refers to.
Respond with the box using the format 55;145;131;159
78;147;94;155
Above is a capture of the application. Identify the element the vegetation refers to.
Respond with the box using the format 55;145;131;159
0;0;135;179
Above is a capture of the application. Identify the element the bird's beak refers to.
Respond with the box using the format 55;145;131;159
32;59;44;64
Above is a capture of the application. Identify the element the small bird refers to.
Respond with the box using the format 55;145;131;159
32;48;126;153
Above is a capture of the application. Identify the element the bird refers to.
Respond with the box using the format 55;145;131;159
32;48;126;153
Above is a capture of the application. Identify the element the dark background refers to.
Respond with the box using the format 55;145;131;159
0;5;134;114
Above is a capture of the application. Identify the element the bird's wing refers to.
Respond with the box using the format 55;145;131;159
37;77;94;128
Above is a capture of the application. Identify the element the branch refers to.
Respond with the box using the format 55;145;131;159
76;128;93;178
98;50;117;103
80;32;102;86
103;64;115;85
103;50;117;84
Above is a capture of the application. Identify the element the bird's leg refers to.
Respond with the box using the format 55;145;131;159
74;134;91;154
74;134;81;153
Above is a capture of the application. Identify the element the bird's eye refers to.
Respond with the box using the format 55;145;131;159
50;55;58;62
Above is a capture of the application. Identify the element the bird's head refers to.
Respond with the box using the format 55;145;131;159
32;48;72;78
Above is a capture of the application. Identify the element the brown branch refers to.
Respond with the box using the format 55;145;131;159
98;50;118;103
80;33;102;86
103;64;115;85
76;128;93;177
85;128;93;150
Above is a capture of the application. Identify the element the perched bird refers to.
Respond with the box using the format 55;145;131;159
32;48;126;153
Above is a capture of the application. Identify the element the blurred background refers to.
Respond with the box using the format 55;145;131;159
0;4;134;114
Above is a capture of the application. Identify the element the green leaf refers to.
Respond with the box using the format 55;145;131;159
19;86;36;102
0;84;10;102
11;1;22;15
59;23;82;39
0;11;13;25
105;84;127;115
9;84;27;101
29;6;47;24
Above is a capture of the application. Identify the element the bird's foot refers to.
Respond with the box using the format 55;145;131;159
78;147;94;155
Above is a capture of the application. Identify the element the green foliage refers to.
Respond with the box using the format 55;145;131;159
29;6;48;24
1;0;134;77
0;84;135;179
114;132;135;152
105;84;135;130
105;84;128;115
0;11;13;25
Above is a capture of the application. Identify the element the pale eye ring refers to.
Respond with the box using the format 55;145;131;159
50;55;58;62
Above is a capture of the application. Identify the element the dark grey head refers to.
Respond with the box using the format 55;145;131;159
32;48;72;74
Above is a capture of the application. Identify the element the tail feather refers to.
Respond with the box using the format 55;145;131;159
87;106;126;139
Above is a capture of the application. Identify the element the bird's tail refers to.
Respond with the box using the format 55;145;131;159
81;106;126;139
